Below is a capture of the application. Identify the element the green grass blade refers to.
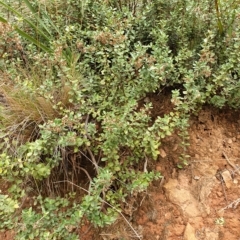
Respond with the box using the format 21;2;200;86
22;0;54;36
22;0;37;14
15;27;52;53
0;16;7;23
22;0;61;36
0;1;51;41
0;1;22;18
41;11;61;35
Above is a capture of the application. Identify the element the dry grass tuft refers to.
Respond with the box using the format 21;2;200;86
0;82;72;142
1;84;56;122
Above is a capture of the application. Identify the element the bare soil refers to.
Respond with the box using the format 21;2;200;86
94;106;240;240
133;106;240;240
1;104;240;240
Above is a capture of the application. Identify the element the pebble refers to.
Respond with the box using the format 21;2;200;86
193;176;200;180
221;170;232;188
173;144;178;151
159;149;167;158
216;191;223;197
143;97;150;103
156;165;162;172
183;223;197;240
233;179;238;184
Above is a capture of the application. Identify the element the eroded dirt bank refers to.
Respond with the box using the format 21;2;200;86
96;107;240;240
132;107;240;240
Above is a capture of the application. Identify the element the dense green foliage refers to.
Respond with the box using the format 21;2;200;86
0;0;239;239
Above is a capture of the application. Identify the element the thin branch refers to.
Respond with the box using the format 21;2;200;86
220;197;240;211
53;180;142;240
143;154;148;173
222;151;240;176
83;114;99;174
78;166;92;183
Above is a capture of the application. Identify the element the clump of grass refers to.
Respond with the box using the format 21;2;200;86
0;82;72;143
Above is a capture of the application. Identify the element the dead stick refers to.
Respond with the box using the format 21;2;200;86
220;175;228;204
222;151;240;176
220;197;240;211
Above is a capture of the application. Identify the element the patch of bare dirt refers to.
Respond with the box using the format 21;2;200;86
0;230;15;240
96;106;240;240
128;107;240;240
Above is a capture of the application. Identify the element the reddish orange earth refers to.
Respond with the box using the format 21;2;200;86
94;107;240;240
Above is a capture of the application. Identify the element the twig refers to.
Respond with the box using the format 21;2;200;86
159;176;165;188
53;180;142;240
84;114;93;140
143;154;148;173
222;151;240;176
84;114;99;174
220;197;240;211
33;212;49;229
78;166;92;183
220;174;228;204
139;195;147;207
79;149;99;174
86;146;99;174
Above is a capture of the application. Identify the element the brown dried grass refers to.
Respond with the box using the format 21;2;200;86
0;82;72;142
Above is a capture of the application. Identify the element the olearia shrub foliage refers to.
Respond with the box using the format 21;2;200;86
0;0;239;238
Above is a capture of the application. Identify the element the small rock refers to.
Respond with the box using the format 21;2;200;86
156;164;162;172
173;144;178;151
221;170;233;188
233;179;238;184
165;212;171;220
143;97;150;103
159;148;167;158
201;212;208;218
183;223;197;240
194;176;201;180
227;139;233;144
216;191;223;197
232;137;236;142
164;179;201;217
209;148;213;153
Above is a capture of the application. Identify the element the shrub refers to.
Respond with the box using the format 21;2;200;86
0;0;239;239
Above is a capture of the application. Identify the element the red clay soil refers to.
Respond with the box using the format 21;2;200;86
93;106;240;240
